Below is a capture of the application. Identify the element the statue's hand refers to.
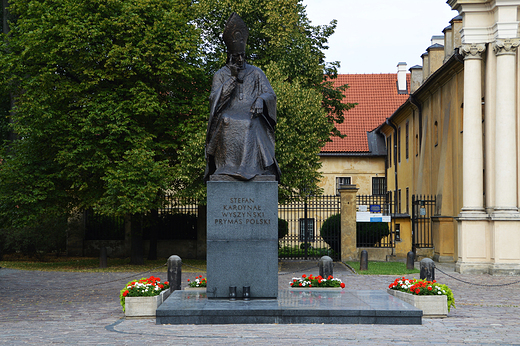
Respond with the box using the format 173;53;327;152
229;64;239;77
251;98;263;118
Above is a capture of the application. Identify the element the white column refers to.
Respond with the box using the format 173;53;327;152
484;47;496;214
460;43;486;216
493;39;520;216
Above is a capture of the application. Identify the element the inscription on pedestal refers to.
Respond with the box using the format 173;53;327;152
207;181;278;299
214;198;271;226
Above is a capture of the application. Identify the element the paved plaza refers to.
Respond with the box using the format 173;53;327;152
1;261;520;345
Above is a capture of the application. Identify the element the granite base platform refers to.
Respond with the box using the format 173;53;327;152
156;289;422;325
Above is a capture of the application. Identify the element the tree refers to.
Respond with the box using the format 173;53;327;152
0;0;206;260
0;0;353;257
174;0;355;200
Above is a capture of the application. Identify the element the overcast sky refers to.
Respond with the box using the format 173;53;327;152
302;0;459;74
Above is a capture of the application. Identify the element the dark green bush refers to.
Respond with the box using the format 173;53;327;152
357;222;390;247
1;215;68;258
320;213;341;254
320;213;392;250
278;218;289;239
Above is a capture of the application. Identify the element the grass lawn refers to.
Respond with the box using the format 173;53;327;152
345;261;420;276
0;254;207;273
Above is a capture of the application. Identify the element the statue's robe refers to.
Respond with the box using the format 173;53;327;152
205;63;281;181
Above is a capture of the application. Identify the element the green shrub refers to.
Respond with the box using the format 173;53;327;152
357;222;390;247
278;218;289;239
320;214;341;253
2;215;68;258
320;213;392;250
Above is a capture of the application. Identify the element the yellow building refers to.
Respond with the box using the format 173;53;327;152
319;73;410;196
379;0;520;275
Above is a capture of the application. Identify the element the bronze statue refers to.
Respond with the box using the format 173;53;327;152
204;13;281;182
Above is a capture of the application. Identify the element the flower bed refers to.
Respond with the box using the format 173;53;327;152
290;274;345;289
120;276;170;317
388;277;455;317
187;275;207;288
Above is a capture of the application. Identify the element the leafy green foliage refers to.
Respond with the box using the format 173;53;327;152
0;0;206;227
278;245;335;258
319;213;341;253
2;215;68;257
357;222;391;247
320;213;392;250
278;218;289;239
0;0;354;237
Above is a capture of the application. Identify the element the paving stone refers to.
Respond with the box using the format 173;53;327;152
1;262;520;345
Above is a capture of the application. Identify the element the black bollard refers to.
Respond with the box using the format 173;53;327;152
406;251;415;270
99;247;107;269
167;255;182;293
420;258;435;281
319;256;334;278
359;250;368;271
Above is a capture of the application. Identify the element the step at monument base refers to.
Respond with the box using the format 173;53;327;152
156;289;422;325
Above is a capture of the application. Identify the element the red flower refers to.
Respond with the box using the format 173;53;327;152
302;274;306;278
299;283;302;287
415;289;420;294
164;281;169;285
340;283;345;289
187;279;190;282
428;286;432;291
123;290;129;297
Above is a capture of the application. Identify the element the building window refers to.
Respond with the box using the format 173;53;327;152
387;135;392;167
398;127;401;163
398;189;402;214
405;121;409;159
406;187;409;214
372;177;386;196
299;218;315;242
336;177;351;195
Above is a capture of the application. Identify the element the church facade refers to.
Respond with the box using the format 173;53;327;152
379;0;520;275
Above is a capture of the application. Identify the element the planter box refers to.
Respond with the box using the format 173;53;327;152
125;289;171;318
184;287;206;291
387;289;448;318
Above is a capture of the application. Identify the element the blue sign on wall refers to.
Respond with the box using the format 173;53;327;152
370;217;383;222
369;205;381;213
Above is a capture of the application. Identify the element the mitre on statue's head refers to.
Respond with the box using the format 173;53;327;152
223;13;249;55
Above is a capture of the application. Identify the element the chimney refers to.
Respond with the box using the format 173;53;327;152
421;52;429;81
397;62;408;94
443;25;453;61
451;16;463;50
409;65;423;93
427;42;444;76
431;35;444;46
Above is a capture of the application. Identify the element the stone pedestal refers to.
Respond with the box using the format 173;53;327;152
339;184;359;262
206;180;278;299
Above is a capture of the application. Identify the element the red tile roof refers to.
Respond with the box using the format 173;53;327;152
321;74;410;153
